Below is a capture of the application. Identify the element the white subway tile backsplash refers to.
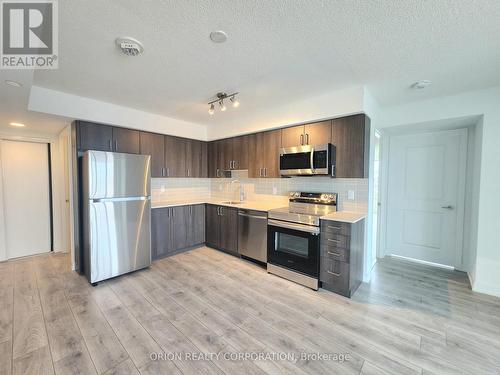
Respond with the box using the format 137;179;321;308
152;174;368;214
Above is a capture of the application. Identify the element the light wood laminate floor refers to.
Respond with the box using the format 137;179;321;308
1;247;500;375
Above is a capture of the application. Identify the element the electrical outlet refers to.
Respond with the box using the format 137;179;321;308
348;190;355;200
273;186;278;195
160;185;166;193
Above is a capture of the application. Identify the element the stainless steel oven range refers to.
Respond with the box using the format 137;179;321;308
267;192;337;290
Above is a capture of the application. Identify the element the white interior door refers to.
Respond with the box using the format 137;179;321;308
386;129;467;267
1;140;51;259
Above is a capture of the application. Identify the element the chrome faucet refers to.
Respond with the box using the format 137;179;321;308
230;179;244;202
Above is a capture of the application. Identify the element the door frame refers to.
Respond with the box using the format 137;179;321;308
379;127;468;270
0;135;55;261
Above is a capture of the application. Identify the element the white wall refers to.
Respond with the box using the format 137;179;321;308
373;86;500;297
28;86;208;141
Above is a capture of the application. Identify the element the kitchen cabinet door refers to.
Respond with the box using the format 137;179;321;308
218;139;233;171
247;133;263;178
205;204;220;248
232;135;249;170
139;132;165;177
187;204;206;246
164;136;187;177
208;141;219;177
151;208;173;260
331;114;370;178
219;206;238;253
186;139;204;177
281;125;305;148
77;121;113;152
304;120;331;145
112;127;140;154
171;205;189;251
262;129;282;178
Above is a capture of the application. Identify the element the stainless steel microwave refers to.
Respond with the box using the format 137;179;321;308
279;144;336;176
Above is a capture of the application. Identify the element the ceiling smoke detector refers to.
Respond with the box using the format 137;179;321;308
411;80;432;89
115;37;144;56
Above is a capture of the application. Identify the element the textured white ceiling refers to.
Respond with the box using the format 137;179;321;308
0;70;69;137
31;0;500;129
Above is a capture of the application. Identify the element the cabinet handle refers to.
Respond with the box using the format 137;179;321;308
264;167;267;177
327;251;341;256
216;169;220;177
327;270;341;277
166;168;170;177
328;226;341;230
233;160;237;169
161;167;165;177
300;134;304;145
305;133;309;145
114;140;118;151
187;169;190;177
108;139;112;150
220;207;223;216
327;238;340;243
331;165;336;177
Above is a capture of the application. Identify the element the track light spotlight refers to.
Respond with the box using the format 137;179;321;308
207;92;239;115
230;95;239;108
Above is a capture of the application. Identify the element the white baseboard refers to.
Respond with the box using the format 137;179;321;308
473;280;500;298
388;254;454;270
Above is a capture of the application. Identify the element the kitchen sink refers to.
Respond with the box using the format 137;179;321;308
221;201;243;205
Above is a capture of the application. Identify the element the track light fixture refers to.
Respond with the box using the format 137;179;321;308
208;92;239;114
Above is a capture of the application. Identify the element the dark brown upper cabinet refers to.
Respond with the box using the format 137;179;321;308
186;139;208;178
208;141;220;178
164;136;186;177
331;114;370;178
139;132;165;177
214;136;249;172
248;130;281;178
232;135;249;170
77;121;140;154
112;127;140;154
305;121;332;145
281;125;305;148
281;120;332;148
77;121;113;152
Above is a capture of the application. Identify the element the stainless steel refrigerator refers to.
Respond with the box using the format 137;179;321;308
82;150;151;284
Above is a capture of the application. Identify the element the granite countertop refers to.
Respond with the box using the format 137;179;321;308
152;199;366;223
320;211;366;224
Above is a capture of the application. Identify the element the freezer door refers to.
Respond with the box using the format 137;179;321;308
85;150;151;199
87;198;151;283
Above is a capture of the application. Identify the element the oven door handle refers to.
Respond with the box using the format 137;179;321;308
268;219;320;235
310;147;315;171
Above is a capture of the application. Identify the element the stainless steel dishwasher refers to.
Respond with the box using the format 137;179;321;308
238;209;268;263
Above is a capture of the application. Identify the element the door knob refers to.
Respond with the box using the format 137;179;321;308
441;205;454;209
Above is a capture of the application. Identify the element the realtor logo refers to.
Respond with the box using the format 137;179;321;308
1;0;58;69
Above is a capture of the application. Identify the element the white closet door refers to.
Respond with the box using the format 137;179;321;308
1;140;51;259
386;129;467;267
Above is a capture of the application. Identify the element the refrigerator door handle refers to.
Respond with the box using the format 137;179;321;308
92;196;151;203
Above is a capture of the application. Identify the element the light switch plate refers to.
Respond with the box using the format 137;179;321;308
160;185;166;193
348;190;355;200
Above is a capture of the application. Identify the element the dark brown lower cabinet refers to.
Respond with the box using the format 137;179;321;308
151;204;205;260
205;204;238;254
319;218;365;297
